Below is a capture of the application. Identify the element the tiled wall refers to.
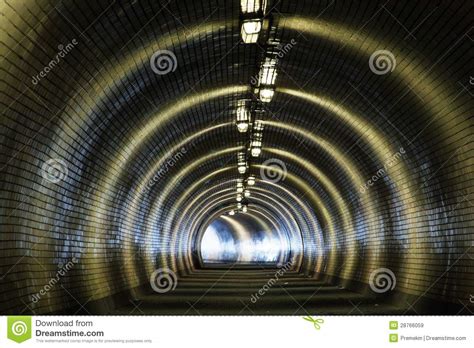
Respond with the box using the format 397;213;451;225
0;0;472;314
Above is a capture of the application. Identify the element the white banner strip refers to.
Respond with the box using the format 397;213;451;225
1;316;472;347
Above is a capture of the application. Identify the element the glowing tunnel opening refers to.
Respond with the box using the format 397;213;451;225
199;214;290;268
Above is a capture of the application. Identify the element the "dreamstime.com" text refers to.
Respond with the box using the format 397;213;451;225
141;147;187;194
31;257;78;303
359;147;406;194
250;260;294;303
31;39;78;85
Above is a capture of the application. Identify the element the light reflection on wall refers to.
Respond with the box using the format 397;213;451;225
200;215;288;264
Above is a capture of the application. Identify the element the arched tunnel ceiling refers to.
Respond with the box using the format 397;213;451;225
0;0;473;315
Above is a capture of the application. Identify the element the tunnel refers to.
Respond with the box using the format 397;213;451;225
0;0;473;315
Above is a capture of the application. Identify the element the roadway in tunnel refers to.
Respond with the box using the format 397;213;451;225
111;269;409;315
0;0;473;316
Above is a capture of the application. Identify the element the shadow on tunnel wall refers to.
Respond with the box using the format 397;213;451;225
0;0;473;315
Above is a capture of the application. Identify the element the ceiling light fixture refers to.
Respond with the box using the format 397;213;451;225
250;133;263;157
254;120;264;131
259;58;277;86
237;180;244;193
251;146;261;157
241;19;262;44
259;88;274;102
241;0;266;13
247;176;256;186
236;103;249;133
237;122;249;133
237;152;247;174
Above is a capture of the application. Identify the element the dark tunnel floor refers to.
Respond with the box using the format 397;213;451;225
111;270;415;315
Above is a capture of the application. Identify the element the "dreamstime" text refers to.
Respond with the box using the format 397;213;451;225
31;257;78;303
250;260;294;303
141;147;188;194
359;147;406;194
31;39;78;85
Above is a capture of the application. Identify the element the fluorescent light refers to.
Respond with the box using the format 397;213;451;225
251;137;262;157
241;20;261;44
236;104;249;132
242;205;248;213
254;120;264;131
237;203;242;209
260;66;276;85
236;194;243;202
237;122;249;132
247;176;255;186
251;147;261;157
259;58;277;86
241;0;267;14
237;105;249;120
259;88;274;102
244;190;251;198
229;210;235;216
237;152;247;173
237;187;244;193
241;0;260;13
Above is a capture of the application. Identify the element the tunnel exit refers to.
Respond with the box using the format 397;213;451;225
199;212;291;268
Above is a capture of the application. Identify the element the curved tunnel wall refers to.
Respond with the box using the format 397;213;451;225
0;0;473;314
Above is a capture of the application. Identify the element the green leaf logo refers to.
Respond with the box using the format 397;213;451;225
7;316;32;343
